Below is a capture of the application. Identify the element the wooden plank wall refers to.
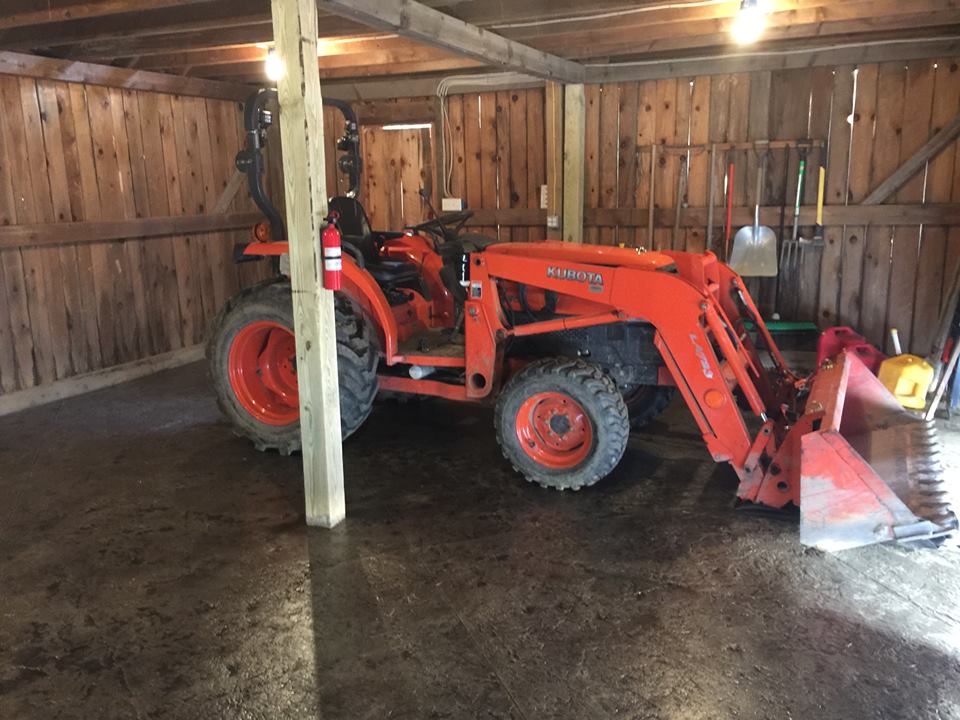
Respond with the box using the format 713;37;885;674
446;89;548;242
0;73;271;397
360;125;434;231
442;59;960;355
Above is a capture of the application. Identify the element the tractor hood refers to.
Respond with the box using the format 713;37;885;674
484;241;678;272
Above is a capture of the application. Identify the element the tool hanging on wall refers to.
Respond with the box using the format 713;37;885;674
792;164;827;277
929;265;960;387
647;144;657;248
724;160;735;261
812;166;826;247
781;151;807;273
730;149;778;277
672;155;688;249
705;143;717;252
776;147;792;280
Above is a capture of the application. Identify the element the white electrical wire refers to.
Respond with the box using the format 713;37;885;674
436;72;541;196
586;35;960;69
490;0;728;30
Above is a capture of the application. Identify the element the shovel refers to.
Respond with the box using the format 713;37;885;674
729;156;778;277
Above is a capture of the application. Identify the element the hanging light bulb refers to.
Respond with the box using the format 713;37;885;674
264;47;284;82
730;0;767;45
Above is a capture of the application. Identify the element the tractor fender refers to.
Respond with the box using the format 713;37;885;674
240;240;400;360
341;259;399;360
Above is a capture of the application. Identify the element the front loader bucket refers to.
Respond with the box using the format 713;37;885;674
799;351;958;551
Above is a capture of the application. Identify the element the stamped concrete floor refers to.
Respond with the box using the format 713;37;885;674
1;362;960;720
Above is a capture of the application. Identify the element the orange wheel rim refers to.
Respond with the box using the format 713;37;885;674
515;391;593;469
228;321;299;426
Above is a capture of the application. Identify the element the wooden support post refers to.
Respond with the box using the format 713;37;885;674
545;81;564;238
562;84;585;244
270;0;345;527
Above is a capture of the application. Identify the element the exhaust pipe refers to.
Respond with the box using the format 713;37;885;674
409;365;436;380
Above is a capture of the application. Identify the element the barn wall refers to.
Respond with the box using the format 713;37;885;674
0;73;273;397
442;60;960;356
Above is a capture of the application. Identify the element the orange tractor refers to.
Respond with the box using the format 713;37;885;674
209;90;956;551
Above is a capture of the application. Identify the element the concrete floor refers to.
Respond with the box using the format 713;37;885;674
1;363;960;720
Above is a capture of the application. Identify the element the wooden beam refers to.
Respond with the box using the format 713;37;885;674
68;23;276;59
271;0;345;528
863;113;960;205
586;36;960;84
562;83;585;243
519;0;960;59
352;98;437;126
0;345;203;417
545;81;563;237
464;204;960;228
0;0;214;30
212;171;247;215
0;1;268;50
317;0;585;83
139;35;470;71
0;212;261;250
189;55;482;81
312;36;960;100
0;51;252;101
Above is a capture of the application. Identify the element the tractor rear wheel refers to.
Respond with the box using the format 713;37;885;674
207;280;378;454
624;385;675;429
495;358;630;491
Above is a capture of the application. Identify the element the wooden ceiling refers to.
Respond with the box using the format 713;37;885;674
3;0;960;88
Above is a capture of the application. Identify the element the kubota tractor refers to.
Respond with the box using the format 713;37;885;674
209;90;957;551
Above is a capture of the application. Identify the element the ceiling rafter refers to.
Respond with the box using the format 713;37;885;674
317;0;585;82
0;0;958;85
0;0;220;31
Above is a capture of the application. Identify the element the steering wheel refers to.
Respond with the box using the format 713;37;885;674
406;210;473;243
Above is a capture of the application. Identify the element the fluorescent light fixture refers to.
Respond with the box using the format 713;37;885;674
265;47;284;82
381;123;432;131
730;0;767;45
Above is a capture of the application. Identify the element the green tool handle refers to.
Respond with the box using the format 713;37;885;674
791;158;806;241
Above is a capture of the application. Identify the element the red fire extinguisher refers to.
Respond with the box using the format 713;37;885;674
321;214;343;291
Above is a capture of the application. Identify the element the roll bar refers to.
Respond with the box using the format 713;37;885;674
235;88;363;242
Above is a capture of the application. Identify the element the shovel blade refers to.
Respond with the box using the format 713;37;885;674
799;351;957;551
729;225;779;277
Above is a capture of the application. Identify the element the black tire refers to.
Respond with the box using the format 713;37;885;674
624;385;675;430
207;280;378;454
494;358;630;491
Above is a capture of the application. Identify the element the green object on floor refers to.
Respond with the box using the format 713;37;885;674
745;321;818;332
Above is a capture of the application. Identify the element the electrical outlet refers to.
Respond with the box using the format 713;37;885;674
547;215;560;229
441;197;465;212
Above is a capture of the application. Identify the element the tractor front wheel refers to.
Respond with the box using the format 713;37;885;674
495;358;630;491
207;280;378;454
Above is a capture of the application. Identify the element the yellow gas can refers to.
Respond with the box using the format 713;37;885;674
877;354;934;410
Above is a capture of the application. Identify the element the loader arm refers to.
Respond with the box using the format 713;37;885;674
478;243;957;549
479;246;779;477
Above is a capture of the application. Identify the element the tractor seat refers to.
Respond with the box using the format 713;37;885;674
364;255;421;286
328;196;421;288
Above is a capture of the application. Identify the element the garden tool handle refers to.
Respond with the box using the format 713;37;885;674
725;162;735;258
754;164;763;241
816;166;825;227
791;158;806;242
